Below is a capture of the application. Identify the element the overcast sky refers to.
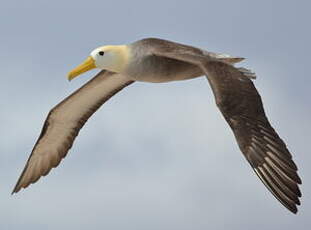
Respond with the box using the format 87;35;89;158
0;0;310;229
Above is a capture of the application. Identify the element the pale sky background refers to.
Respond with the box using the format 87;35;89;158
0;0;310;229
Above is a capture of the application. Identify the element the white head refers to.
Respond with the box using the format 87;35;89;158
68;45;129;81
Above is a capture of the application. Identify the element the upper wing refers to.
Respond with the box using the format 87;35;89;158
13;71;134;193
149;39;302;213
202;61;301;213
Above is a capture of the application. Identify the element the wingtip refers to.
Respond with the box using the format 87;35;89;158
290;206;298;214
11;184;22;195
12;174;25;195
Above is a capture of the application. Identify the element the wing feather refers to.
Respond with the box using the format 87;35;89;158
201;61;301;213
149;38;302;213
13;71;134;193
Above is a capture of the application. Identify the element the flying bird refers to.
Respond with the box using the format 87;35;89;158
13;38;302;213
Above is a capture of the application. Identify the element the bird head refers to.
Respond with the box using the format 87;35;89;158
68;45;129;81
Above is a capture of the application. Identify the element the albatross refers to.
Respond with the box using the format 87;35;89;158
13;38;302;213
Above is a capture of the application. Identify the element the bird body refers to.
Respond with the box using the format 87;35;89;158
82;38;246;83
13;38;301;214
126;39;203;82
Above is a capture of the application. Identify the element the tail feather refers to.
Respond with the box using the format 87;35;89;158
213;53;257;79
237;67;257;79
204;51;245;64
215;53;245;64
202;50;257;79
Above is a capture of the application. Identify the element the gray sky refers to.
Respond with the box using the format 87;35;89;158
0;0;310;229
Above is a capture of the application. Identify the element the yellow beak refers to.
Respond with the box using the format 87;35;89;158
67;56;96;81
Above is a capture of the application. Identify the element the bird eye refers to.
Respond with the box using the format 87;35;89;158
98;51;105;56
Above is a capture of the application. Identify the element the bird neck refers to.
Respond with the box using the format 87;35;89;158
106;45;130;73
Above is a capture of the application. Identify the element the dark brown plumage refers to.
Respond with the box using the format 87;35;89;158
147;38;301;213
205;61;301;213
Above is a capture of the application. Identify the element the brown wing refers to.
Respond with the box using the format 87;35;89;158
148;39;302;213
201;61;301;213
13;71;134;193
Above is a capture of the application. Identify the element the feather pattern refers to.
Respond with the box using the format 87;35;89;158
146;38;302;213
13;71;134;193
202;61;301;213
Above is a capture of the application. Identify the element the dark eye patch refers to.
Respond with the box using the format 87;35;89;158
99;51;105;56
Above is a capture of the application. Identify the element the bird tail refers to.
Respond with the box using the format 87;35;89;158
204;50;257;79
214;53;257;79
211;52;245;64
237;67;257;79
